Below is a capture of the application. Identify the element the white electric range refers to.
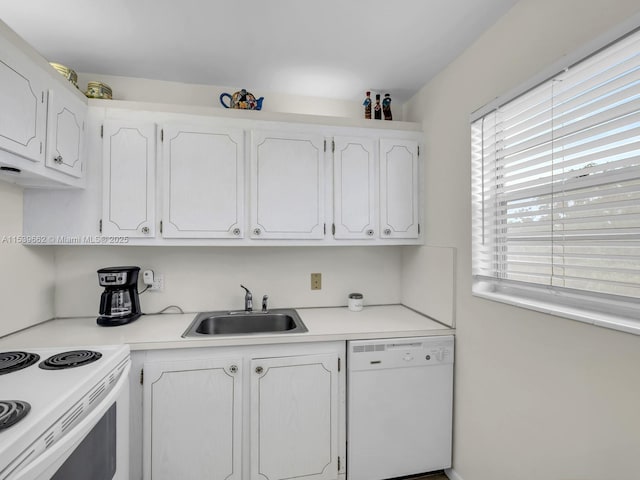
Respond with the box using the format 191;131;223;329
0;344;130;480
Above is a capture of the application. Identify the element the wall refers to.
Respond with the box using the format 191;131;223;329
54;245;402;317
76;73;369;119
0;182;55;336
401;0;640;479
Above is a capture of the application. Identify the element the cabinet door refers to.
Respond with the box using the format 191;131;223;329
379;138;420;239
162;125;244;238
102;120;156;238
250;353;338;480
143;357;242;480
250;130;325;239
333;136;377;239
0;33;46;163
45;88;86;178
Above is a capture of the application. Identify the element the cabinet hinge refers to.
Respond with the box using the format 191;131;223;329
324;140;326;152
332;140;335;153
338;457;341;471
161;129;164;142
323;223;326;235
417;145;420;156
140;368;144;385
99;219;102;233
338;357;341;372
332;223;336;235
100;125;104;138
160;220;163;234
418;223;421;234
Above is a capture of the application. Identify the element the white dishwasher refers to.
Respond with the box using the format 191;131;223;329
347;336;454;480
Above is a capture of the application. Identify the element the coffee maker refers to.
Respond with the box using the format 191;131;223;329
97;266;142;326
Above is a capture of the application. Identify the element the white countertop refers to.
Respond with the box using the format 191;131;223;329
0;305;453;351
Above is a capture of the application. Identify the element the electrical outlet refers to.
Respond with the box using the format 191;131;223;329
149;274;164;292
311;273;322;290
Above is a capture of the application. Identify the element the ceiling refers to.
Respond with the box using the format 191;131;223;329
0;0;519;102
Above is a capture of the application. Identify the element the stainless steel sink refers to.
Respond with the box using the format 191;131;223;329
182;308;308;337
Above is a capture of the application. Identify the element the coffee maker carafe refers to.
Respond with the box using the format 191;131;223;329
97;266;142;326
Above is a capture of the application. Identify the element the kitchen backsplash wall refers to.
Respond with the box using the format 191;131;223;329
53;246;402;318
0;182;55;336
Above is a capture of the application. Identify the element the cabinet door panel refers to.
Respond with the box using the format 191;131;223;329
45;88;85;178
0;33;46;163
333;136;377;239
250;131;325;239
380;138;419;239
162;126;244;238
250;353;338;480
102;120;155;237
143;357;242;480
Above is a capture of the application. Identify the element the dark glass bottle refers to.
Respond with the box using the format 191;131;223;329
374;94;382;120
383;93;392;120
363;91;372;119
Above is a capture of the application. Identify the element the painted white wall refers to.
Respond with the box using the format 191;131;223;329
0;182;55;336
53;246;402;318
76;73;372;119
401;0;640;479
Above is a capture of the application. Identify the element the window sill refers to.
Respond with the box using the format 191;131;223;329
472;281;640;336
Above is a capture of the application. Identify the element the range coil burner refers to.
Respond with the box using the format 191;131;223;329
0;351;40;375
0;401;31;431
39;350;103;370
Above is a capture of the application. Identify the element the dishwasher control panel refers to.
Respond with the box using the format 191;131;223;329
348;335;454;371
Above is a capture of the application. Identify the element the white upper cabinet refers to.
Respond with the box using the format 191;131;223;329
333;136;377;239
102;119;156;237
0;30;46;164
162;125;244;238
379;138;420;239
45;87;85;178
250;130;325;240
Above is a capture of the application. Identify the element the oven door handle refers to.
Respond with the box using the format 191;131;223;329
12;362;131;480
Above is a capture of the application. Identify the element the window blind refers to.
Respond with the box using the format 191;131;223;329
472;28;640;317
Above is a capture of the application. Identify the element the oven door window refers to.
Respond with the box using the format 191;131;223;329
51;403;117;480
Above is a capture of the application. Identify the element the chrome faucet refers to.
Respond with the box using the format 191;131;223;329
240;285;253;312
262;295;269;313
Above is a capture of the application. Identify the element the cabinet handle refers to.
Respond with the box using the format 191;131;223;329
53;155;63;164
366;229;374;236
383;228;392;236
253;228;262;236
141;226;150;234
255;366;264;374
232;228;241;236
229;365;238;374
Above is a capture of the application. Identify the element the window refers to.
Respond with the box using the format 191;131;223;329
471;27;640;333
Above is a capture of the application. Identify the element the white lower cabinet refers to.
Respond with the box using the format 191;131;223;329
143;357;242;480
138;343;345;480
250;354;338;480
